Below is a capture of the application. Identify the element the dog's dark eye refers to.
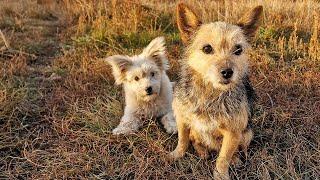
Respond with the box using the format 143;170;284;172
134;76;139;81
151;72;155;77
202;44;214;54
234;45;243;55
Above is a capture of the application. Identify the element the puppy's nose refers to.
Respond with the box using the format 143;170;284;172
221;68;233;79
145;86;153;95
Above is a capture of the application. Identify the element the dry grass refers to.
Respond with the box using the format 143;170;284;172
0;0;319;179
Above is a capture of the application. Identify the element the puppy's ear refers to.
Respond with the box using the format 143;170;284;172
237;6;263;39
142;36;169;71
105;55;132;85
176;3;201;44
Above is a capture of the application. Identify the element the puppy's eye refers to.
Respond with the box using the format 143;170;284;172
134;76;139;81
202;44;214;54
234;45;243;55
151;72;155;77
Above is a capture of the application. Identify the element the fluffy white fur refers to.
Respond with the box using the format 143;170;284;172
106;37;177;135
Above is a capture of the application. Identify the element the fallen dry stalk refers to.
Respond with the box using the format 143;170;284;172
0;30;37;59
0;29;10;49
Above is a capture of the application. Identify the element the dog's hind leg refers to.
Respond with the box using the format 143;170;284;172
161;111;177;134
228;129;253;168
240;128;253;158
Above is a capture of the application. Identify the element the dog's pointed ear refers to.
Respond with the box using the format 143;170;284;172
142;36;169;71
176;3;202;44
105;55;132;85
237;6;263;39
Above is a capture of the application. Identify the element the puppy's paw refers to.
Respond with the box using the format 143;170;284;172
215;158;231;180
167;150;184;161
214;170;230;180
161;113;177;134
112;126;134;135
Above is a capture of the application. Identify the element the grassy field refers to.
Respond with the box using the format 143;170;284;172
0;0;319;179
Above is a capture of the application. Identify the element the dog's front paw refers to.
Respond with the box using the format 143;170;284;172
112;126;135;135
168;149;184;161
214;170;230;180
215;158;231;180
161;113;177;134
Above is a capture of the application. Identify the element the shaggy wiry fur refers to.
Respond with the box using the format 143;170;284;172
170;3;262;180
106;37;177;135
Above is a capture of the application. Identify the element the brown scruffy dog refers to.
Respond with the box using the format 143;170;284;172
169;3;263;179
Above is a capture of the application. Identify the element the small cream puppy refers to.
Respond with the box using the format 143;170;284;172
106;37;177;135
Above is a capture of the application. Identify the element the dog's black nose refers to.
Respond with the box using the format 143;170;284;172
146;86;153;95
221;69;233;79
